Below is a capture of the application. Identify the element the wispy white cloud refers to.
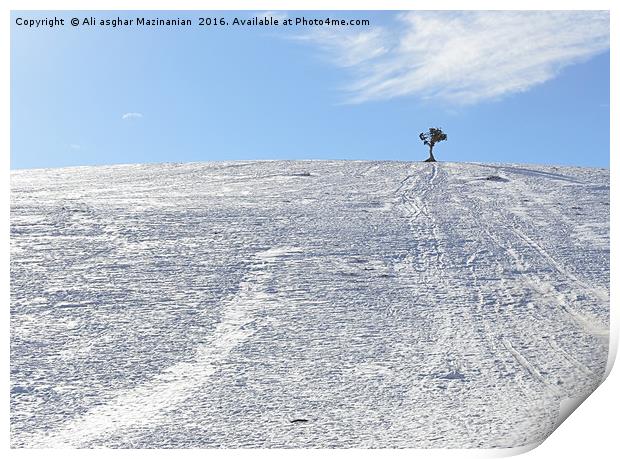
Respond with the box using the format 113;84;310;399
295;11;609;105
295;27;390;67
121;112;143;120
69;144;81;150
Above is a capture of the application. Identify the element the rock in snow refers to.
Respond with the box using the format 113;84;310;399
10;160;609;448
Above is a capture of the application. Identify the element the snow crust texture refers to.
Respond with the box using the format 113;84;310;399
10;161;609;448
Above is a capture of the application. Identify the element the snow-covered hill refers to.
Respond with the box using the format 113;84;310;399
10;160;610;448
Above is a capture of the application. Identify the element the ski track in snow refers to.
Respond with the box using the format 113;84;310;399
17;249;288;447
10;161;609;448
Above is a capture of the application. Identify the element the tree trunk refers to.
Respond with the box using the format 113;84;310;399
424;145;436;162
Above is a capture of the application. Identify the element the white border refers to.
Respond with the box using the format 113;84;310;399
3;1;617;457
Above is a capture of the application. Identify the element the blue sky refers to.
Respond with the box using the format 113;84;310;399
11;10;609;169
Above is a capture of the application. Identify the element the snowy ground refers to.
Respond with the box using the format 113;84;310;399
10;160;609;448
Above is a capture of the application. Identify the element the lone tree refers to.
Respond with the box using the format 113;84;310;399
419;127;447;162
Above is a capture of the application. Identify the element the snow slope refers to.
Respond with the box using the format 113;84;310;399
10;161;610;448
